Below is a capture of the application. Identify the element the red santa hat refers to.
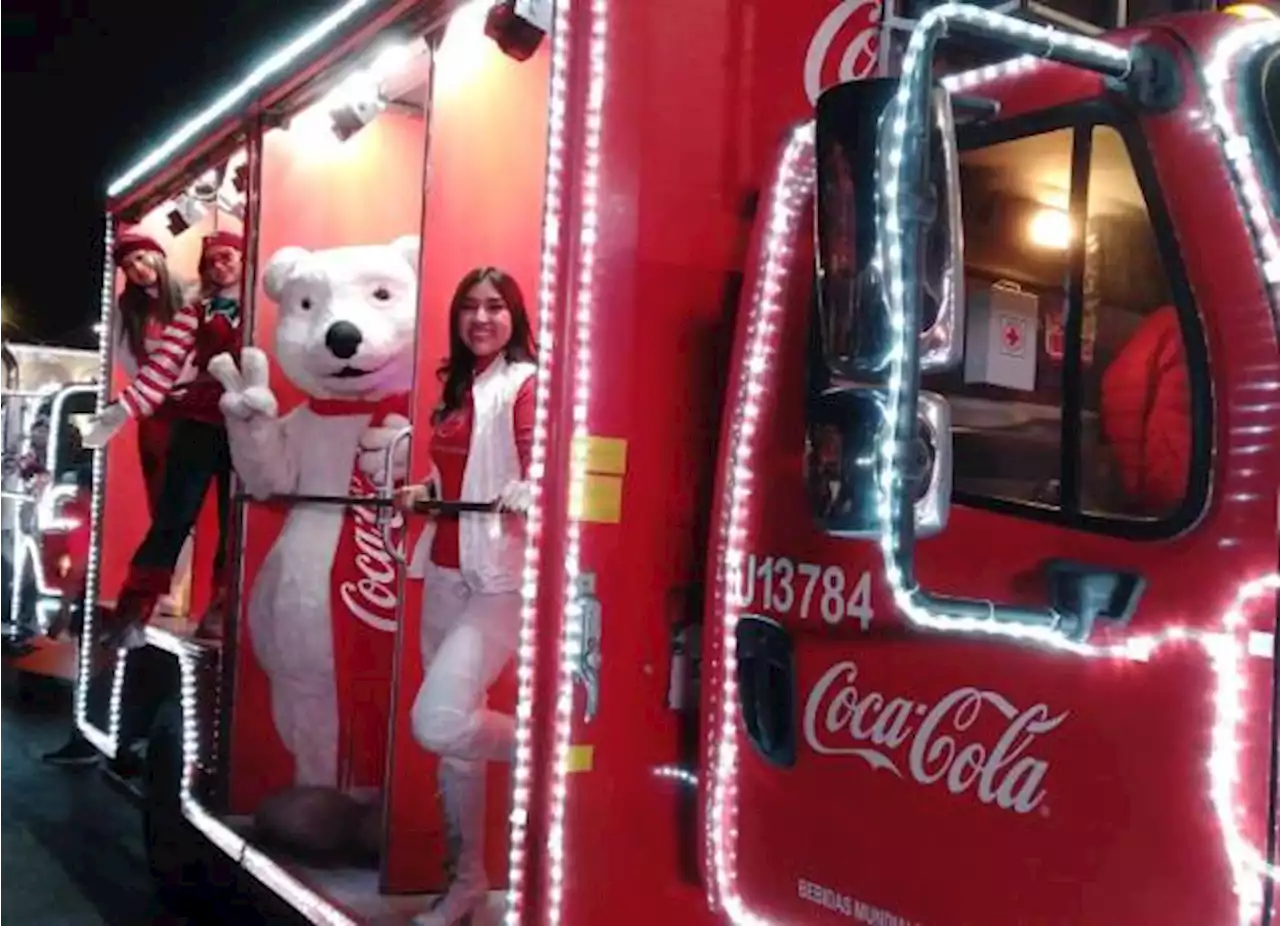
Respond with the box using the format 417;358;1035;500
112;231;166;265
201;230;245;260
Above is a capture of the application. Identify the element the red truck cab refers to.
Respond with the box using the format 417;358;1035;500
702;9;1280;926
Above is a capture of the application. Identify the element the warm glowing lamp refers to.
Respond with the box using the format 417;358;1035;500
435;0;493;95
1028;207;1072;250
1222;3;1277;20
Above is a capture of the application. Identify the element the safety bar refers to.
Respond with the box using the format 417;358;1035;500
234;492;499;515
379;426;414;567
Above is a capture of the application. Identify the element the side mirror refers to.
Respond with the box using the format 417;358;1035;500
815;80;965;378
805;386;952;539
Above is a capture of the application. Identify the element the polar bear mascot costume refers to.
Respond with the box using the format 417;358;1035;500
208;235;419;809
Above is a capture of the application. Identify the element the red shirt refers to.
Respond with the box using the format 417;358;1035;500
430;361;535;569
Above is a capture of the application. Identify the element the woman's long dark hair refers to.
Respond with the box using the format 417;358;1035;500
117;251;188;360
434;267;537;425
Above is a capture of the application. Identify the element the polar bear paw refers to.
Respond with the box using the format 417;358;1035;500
210;347;280;421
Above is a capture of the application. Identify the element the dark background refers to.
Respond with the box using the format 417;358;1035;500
2;0;329;348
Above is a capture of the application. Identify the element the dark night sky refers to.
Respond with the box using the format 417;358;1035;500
2;0;334;348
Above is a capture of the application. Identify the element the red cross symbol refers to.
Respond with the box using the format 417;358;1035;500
1003;322;1022;350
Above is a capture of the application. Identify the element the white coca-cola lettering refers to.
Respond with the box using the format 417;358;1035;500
803;660;1067;814
337;470;399;634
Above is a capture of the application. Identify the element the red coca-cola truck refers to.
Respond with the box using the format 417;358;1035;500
81;0;1279;923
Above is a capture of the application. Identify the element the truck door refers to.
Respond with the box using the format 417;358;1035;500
704;52;1280;926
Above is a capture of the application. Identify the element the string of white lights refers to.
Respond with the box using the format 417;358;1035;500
504;0;575;921
1203;21;1280;298
106;0;377;197
707;122;816;924
76;214;123;758
139;624;358;925
542;0;609;922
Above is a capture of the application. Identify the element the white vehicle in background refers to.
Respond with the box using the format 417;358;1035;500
2;342;98;655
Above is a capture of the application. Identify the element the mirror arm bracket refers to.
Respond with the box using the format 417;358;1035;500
1108;42;1183;114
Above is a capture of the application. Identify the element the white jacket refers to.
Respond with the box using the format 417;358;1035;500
408;356;536;593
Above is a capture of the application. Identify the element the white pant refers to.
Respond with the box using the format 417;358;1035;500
410;563;521;762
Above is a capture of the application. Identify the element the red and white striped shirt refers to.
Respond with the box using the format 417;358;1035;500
118;305;201;418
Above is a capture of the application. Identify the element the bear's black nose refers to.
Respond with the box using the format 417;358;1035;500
325;321;363;360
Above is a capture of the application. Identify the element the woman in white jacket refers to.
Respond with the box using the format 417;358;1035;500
397;267;537;926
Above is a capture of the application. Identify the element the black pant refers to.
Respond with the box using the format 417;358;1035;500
131;418;231;577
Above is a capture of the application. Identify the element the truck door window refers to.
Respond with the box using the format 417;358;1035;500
922;115;1205;534
923;128;1074;511
1078;126;1183;521
1243;43;1279;219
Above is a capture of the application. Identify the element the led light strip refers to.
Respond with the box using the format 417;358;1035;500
6;383;97;631
504;0;576;921
875;4;1132;643
76;214;123;758
4;381;59;627
707;122;816;923
106;0;377;197
542;0;609;922
1203;21;1280;295
940;53;1041;91
137;626;358;926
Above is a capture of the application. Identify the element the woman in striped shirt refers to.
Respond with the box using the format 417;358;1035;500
84;231;245;644
43;232;195;768
108;232;196;515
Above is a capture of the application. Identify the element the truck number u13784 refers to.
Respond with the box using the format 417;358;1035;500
734;554;874;630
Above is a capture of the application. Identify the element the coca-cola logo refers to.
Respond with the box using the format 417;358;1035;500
802;660;1068;814
337;469;400;634
803;0;883;105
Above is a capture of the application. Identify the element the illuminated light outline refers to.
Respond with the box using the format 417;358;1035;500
505;0;575;921
6;382;97;632
106;0;378;197
76;213;121;758
707;13;1280;925
706;121;815;923
86;0;570;920
705;120;1280;924
1223;3;1278;21
143;624;359;925
539;0;609;923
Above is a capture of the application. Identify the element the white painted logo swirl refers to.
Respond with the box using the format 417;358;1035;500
804;0;884;105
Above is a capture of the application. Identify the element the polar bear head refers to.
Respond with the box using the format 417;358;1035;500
263;236;420;400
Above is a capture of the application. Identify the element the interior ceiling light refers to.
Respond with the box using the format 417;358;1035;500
327;69;386;141
190;165;225;202
1028;206;1072;249
1223;3;1277;20
166;193;207;236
